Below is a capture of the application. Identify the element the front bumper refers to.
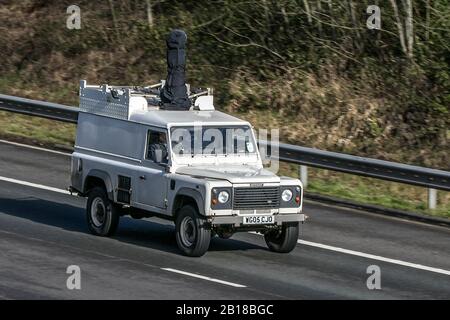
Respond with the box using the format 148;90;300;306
207;213;305;227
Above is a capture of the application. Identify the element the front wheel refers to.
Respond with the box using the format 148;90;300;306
175;205;211;257
264;222;299;253
86;187;120;236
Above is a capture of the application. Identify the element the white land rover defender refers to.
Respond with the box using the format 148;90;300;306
70;29;304;257
70;80;305;257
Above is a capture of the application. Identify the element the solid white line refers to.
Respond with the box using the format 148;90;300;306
0;139;71;156
250;231;450;276
0;176;70;195
161;268;247;288
297;239;450;276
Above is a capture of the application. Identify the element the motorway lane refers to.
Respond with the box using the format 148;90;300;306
0;141;70;190
0;141;449;299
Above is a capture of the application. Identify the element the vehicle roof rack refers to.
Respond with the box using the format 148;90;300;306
79;80;215;121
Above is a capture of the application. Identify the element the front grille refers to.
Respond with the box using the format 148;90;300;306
233;187;280;210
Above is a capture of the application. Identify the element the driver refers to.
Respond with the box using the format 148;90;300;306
149;132;168;164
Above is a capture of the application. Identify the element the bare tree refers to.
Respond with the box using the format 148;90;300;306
389;0;414;59
316;0;323;35
425;0;430;40
108;0;120;39
303;0;313;24
389;0;408;57
326;0;336;40
347;0;362;52
402;0;414;59
146;0;154;28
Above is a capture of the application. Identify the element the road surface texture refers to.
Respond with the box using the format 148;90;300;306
0;140;449;299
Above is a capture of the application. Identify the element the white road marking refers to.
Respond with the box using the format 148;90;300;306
0;176;71;195
1;174;449;278
0;139;71;156
297;239;450;276
250;232;450;276
161;268;247;288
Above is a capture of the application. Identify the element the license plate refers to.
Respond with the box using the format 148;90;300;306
243;215;274;225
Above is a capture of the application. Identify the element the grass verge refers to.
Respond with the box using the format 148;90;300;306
279;162;450;219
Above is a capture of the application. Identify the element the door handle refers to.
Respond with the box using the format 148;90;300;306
139;175;146;180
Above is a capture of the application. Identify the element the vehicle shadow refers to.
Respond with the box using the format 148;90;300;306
0;197;265;254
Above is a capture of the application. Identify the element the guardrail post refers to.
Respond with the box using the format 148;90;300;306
428;188;437;210
299;165;308;188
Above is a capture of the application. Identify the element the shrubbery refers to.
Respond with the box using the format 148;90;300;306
0;0;448;168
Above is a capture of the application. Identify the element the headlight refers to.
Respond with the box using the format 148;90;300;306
218;191;230;204
281;189;293;202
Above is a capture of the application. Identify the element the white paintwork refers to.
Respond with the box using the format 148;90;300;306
194;95;214;110
130;110;247;128
73;81;303;225
176;165;279;184
128;96;148;116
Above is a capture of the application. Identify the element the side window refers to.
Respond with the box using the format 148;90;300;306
146;130;168;164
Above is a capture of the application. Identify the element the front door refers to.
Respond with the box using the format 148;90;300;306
136;129;169;210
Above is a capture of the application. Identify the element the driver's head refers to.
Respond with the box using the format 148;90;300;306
158;132;166;143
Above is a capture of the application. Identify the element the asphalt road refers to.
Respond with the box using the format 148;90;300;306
0;140;449;300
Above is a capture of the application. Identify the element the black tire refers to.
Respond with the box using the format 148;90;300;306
175;205;211;257
264;222;299;253
86;187;120;237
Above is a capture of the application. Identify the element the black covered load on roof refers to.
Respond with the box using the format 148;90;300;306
160;29;191;110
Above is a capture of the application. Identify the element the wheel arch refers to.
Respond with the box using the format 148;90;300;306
172;188;205;218
83;169;114;200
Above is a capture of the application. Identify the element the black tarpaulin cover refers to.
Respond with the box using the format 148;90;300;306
160;29;191;110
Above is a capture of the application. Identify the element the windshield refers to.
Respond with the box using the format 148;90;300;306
170;126;257;157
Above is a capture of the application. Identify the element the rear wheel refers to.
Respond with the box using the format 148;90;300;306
86;187;120;236
175;205;211;257
264;222;299;253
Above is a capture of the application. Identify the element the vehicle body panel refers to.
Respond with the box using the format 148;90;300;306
71;81;304;230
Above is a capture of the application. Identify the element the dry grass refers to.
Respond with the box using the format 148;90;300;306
0;111;75;148
278;162;450;219
226;67;449;169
